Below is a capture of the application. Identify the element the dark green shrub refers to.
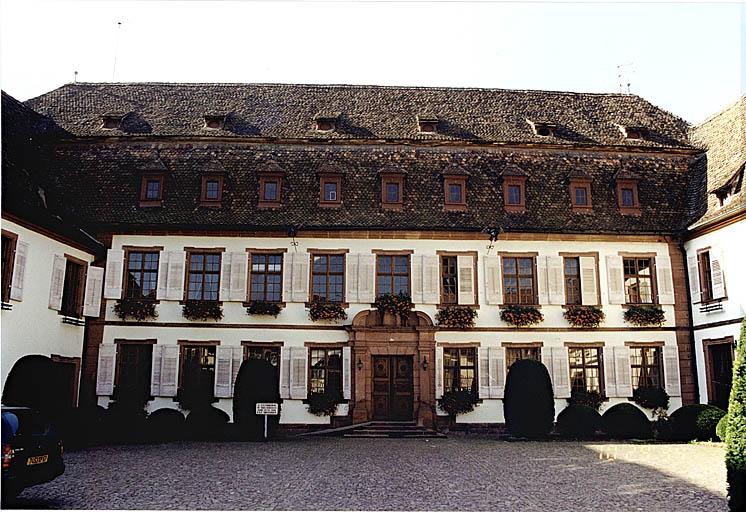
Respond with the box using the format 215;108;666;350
556;405;602;438
666;404;726;441
54;405;106;448
503;358;554;438
717;414;729;442
233;358;281;440
103;400;148;443
726;319;746;511
438;388;480;420
2;355;61;416
632;386;670;411
146;408;185;442
567;388;604;411
185;406;229;440
307;390;342;417
601;403;652;439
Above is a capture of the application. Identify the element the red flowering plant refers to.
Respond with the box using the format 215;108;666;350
436;305;478;328
308;296;347;322
113;298;158;321
499;305;544;327
182;300;223;321
563;305;605;328
374;292;414;321
624;305;665;327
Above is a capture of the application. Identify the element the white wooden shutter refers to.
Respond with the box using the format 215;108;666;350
606;255;625;304
231;346;243;396
230;252;248;302
358;254;375;303
422;255;439;304
546;255;564;305
219;254;233;302
289;347;308;399
435;346;444;399
83;266;105;317
214;346;233;398
603;347;618;398
484;255;502;305
285;253;309;302
710;248;726;300
103;249;125;299
457;255;476;305
279;346;290;399
159;345;179;397
536;256;549;304
150;345;162;396
342;346;352;400
663;346;681;397
478;347;490;398
156;250;169;300
655;255;675;305
614;346;633;397
8;240;28;301
346;254;360;303
48;254;67;311
95;344;116;396
548;347;570;398
580;256;599;306
165;251;186;301
488;346;506;398
687;254;701;304
411;255;423;304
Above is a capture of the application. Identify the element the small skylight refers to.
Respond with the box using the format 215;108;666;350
617;124;646;140
526;119;556;137
101;115;123;130
204;114;226;130
314;112;340;132
417;114;438;133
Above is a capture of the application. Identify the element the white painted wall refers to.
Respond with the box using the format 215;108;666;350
99;234;683;424
1;220;95;396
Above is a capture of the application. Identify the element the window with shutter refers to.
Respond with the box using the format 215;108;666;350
1;231;18;303
488;347;506;398
60;257;87;318
687;254;701;304
663;346;681;397
623;257;655;304
96;344;117;396
605;255;625;304
309;347;343;396
290;347;308;399
501;255;537;305
214;346;233;398
83;266;104;317
179;344;217;404
709;248;727;300
435;346;444;399
186;252;222;301
456;254;475;305
443;347;476;393
248;252;283;302
484;255;502;305
630;346;663;390
311;253;345;303
159;345;179;397
104;249;125;300
376;254;410;297
115;342;153;402
151;345;163;396
9;240;28;302
579;256;599;306
568;347;603;396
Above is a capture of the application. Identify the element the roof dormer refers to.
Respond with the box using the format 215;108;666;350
101;113;124;130
314;111;340;132
203;113;226;130
417;113;438;133
616;124;646;140
526;119;557;137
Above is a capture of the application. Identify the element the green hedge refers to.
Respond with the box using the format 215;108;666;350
726;319;746;510
663;404;726;441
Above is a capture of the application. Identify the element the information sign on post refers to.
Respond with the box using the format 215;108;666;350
255;403;279;439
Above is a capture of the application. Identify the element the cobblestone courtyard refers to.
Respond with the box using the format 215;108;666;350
10;438;727;511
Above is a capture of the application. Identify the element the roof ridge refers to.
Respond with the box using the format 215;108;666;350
693;94;746;127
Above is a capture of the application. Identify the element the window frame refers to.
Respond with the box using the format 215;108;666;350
443;347;478;393
697;248;715;303
503;176;526;212
569;179;593;211
309;250;347;304
504;343;543;370
122;248;162;301
439;255;458;305
568;345;605;396
113;339;156;400
702;336;736;407
319;176;343;206
443;175;467;212
184;249;224;302
621;254;657;305
563;256;582;306
499;253;538;305
258;174;283;208
374;250;412;298
629;345;664;391
381;174;404;210
139;173;165;207
177;341;219;398
1;230;18;304
308;346;344;396
616;179;641;215
59;254;88;318
200;174;224;206
247;250;285;303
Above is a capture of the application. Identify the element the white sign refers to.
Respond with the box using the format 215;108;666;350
256;403;279;415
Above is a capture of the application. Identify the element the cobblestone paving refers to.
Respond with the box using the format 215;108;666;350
10;438;726;511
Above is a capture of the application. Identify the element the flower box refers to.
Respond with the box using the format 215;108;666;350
308;296;347;322
374;292;414;322
113;298;158;321
182;300;224;321
563;305;605;328
436;305;478;328
499;305;544;327
624;305;665;327
246;301;282;318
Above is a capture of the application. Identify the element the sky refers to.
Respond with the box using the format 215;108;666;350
0;0;744;124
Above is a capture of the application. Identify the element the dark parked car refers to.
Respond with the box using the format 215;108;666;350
2;406;64;501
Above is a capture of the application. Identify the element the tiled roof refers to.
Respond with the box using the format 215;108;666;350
25;83;692;149
688;95;746;230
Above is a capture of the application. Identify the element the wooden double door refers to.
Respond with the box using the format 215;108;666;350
372;355;413;421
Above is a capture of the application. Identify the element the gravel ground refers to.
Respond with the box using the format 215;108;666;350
8;438;727;511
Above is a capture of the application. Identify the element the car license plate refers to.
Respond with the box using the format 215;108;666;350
26;455;48;466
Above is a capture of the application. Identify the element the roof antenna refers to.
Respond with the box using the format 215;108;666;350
112;21;122;82
74;70;78;84
617;62;635;94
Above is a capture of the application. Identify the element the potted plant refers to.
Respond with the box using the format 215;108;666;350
499;305;544;327
624;305;665;327
246;301;282;318
113;298;158;321
563;305;605;328
182;300;224;321
307;389;342;417
374;292;414;325
308;296;347;322
567;388;604;411
436;305;478;328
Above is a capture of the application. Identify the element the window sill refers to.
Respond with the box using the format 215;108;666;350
258;201;283;209
498;304;541;309
179;300;223;305
381;203;404;211
305;302;349;308
571;206;593;213
319;202;343;208
199;201;222;208
1;302;12;311
504;205;526;213
444;204;467;212
561;303;600;309
242;301;286;308
618;207;641;216
437;303;480;310
61;316;85;326
139;200;163;208
621;303;659;310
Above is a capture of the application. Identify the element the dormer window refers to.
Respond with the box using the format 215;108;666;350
569;178;593;212
258;161;285;208
314;112;340;132
201;175;224;207
443;175;467;211
204;115;225;130
380;172;404;210
417;114;438;134
616;179;641;215
618;124;646;140
101;115;122;130
527;119;556;137
503;176;527;213
713;167;744;207
140;174;164;207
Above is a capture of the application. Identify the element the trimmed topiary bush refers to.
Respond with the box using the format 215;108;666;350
601;403;652;439
697;407;727;441
103;400;148;443
717;413;729;442
556;404;602;438
233;358;282;440
146;408;185;442
503;358;554;438
665;404;726;441
185;406;229;440
632;386;670;411
726;319;746;511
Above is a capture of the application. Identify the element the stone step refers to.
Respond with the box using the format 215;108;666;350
343;432;446;438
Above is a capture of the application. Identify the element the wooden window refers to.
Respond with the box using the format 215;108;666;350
570;180;592;210
125;251;159;300
443;177;467;210
569;347;603;395
1;231;17;303
505;347;541;370
246;345;280;368
258;176;283;208
443;347;476;392
501;256;536;305
376;254;410;297
320;176;342;206
200;175;223;206
309;347;342;395
311;254;345;302
616;179;640;215
630;347;662;390
381;174;404;209
503;177;526;212
704;337;735;409
623;257;655;304
115;342;153;401
186;252;221;301
249;253;283;302
139;174;164;207
564;257;582;305
60;257;87;318
698;250;714;303
440;256;458;304
179;344;216;399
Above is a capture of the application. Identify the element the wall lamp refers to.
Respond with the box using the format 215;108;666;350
357;358;364;371
421;356;428;371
